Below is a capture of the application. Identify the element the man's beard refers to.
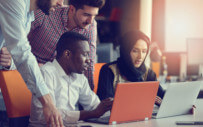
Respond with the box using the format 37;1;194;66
73;14;88;29
36;0;52;15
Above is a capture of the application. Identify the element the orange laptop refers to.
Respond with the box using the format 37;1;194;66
86;81;159;124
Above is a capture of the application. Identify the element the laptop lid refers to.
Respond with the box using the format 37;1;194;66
155;81;202;119
108;81;159;124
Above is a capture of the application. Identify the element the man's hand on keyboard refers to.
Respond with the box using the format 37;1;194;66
93;98;113;118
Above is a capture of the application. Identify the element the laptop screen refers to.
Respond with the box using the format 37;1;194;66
109;81;159;124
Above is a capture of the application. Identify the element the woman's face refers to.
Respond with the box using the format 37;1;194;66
130;39;148;68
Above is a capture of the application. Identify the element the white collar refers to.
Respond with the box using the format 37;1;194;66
52;59;77;81
53;59;67;77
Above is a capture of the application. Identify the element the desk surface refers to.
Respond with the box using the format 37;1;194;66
77;99;203;127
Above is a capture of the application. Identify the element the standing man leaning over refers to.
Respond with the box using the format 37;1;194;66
28;0;106;90
29;32;113;127
0;0;63;126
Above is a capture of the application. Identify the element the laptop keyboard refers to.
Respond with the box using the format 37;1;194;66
86;116;110;124
152;112;157;116
98;116;110;122
152;105;159;116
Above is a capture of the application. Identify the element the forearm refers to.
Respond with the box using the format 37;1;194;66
79;98;113;121
38;94;53;106
58;109;80;124
79;110;98;120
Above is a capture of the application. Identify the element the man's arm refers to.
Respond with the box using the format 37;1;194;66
0;0;48;98
39;68;79;124
57;98;112;124
86;20;97;90
31;9;46;30
77;75;113;120
0;1;63;127
79;98;113;120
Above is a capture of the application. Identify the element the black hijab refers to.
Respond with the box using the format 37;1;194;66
117;30;150;82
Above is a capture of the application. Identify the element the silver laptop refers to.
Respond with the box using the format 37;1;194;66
153;81;202;119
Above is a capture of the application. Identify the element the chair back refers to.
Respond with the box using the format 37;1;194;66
0;70;32;127
93;63;105;93
151;62;160;78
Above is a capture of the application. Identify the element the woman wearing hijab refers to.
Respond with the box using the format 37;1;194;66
97;30;165;104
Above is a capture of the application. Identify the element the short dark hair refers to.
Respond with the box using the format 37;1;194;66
69;0;105;9
56;32;88;59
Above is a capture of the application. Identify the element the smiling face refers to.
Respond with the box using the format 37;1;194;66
130;39;148;68
72;5;99;29
69;40;90;74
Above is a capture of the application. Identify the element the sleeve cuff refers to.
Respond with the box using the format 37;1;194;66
59;110;80;124
1;58;16;70
9;58;17;70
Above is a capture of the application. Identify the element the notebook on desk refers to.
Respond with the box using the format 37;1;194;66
152;81;202;119
86;81;159;124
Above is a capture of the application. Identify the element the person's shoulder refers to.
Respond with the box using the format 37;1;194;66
73;73;89;86
55;6;69;12
147;68;156;75
51;6;69;15
105;61;117;68
35;6;69;18
40;62;57;73
146;67;157;80
2;0;26;6
1;0;27;15
74;73;87;80
100;61;117;72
